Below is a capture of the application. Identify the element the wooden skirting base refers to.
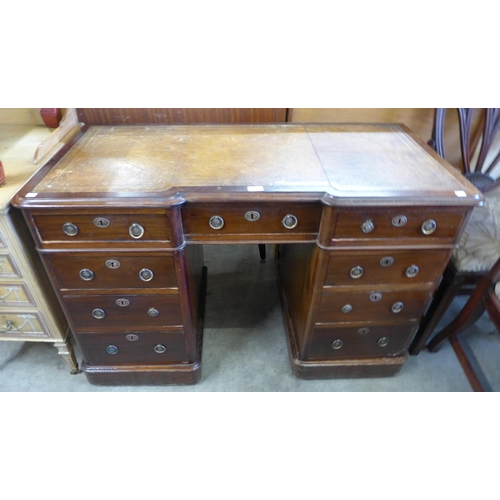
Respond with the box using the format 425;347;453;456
82;359;202;386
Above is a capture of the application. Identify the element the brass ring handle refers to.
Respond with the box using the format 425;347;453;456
360;219;375;233
350;266;364;279
0;319;15;333
62;222;78;236
209;216;225;230
129;222;145;239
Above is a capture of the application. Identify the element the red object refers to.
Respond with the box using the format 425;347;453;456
0;160;5;185
40;108;62;128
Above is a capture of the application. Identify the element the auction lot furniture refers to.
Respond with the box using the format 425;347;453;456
12;123;481;385
0;111;79;373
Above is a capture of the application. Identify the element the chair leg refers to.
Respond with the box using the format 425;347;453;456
258;244;266;263
427;301;486;352
409;267;465;354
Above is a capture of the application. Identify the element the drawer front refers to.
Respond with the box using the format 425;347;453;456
325;249;448;286
32;213;171;244
0;283;36;307
63;294;183;332
317;289;431;324
0;254;22;279
307;324;415;360
0;312;49;339
76;330;189;365
46;253;178;290
332;207;465;241
182;202;322;237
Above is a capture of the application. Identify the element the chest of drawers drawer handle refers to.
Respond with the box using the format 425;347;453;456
350;266;364;279
406;265;420;278
148;307;160;317
341;304;353;313
106;345;119;354
129;222;145;239
0;319;14;333
331;339;343;350
209;216;225;230
360;219;375;234
392;215;408;227
391;302;404;313
62;222;78;236
369;292;383;302
378;337;389;347
92;308;106;319
79;269;94;281
282;214;298;230
154;344;167;354
421;219;437;235
139;268;154;281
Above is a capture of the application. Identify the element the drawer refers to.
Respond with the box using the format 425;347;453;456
0;312;50;339
32;212;172;245
75;330;189;365
307;324;415;360
182;202;322;239
332;207;466;242
0;283;36;307
63;294;183;332
325;249;448;286
0;254;22;279
316;289;432;324
46;253;178;290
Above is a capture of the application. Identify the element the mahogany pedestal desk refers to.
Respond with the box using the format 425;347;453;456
12;124;482;385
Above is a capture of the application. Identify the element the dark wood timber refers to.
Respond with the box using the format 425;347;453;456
11;123;481;385
76;108;288;125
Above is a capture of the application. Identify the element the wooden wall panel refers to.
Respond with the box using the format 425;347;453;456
77;108;288;125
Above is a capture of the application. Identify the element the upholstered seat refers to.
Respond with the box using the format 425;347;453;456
454;188;500;272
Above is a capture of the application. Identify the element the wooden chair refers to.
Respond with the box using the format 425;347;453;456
409;108;500;355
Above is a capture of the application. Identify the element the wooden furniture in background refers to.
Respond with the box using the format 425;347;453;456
76;108;289;125
0;109;79;373
410;109;500;358
13;123;480;385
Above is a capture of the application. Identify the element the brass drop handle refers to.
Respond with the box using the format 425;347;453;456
154;344;167;354
0;319;14;333
378;337;389;347
350;266;364;279
62;222;78;236
209;216;225;230
360;219;375;233
406;265;420;278
129;222;145;239
391;302;404;313
106;345;119;354
341;304;353;313
92;308;106;319
148;307;160;317
139;268;154;281
282;214;298;229
79;269;94;281
421;219;437;235
331;339;343;350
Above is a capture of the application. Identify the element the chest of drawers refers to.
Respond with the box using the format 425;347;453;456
12;123;481;385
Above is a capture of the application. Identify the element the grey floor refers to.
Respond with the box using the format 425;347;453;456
1;244;499;392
